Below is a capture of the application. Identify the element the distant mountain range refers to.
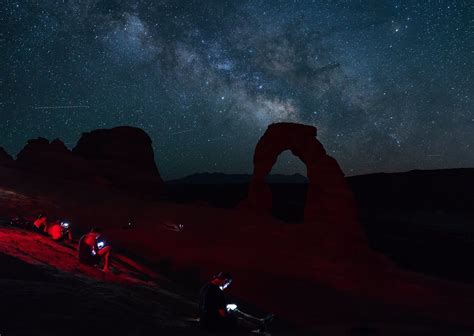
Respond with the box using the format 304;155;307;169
165;168;474;216
166;172;309;184
166;168;474;185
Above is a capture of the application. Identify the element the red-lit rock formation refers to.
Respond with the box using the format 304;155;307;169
247;122;367;255
16;138;90;178
10;127;163;192
73;126;163;190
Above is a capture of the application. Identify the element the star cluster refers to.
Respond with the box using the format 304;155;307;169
1;1;472;179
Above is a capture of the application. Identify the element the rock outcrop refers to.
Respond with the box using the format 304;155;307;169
246;122;368;256
73;126;163;190
10;126;163;193
16;138;91;178
0;147;13;164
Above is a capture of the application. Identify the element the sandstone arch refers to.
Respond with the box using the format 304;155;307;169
247;122;367;251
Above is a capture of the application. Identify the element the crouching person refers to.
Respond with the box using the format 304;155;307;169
45;218;72;242
33;214;48;234
78;227;111;272
198;272;273;333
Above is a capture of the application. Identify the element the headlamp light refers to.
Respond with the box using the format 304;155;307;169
226;304;237;311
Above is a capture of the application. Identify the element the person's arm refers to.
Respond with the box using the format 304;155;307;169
218;289;227;317
93;234;101;253
77;236;83;250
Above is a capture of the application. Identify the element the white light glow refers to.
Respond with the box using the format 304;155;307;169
226;304;237;311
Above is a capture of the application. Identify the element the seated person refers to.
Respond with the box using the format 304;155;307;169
198;272;273;332
45;218;72;241
32;215;47;234
78;227;111;272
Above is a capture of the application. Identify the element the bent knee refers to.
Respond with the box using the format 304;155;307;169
99;246;111;255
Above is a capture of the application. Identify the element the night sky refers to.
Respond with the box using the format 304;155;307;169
2;1;473;180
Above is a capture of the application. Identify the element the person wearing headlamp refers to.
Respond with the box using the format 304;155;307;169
45;218;72;241
197;272;273;333
78;227;111;272
197;272;233;331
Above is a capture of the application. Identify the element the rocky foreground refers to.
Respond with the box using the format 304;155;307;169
1;179;474;335
1;124;473;335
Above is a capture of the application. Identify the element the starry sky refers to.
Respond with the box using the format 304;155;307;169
2;1;473;180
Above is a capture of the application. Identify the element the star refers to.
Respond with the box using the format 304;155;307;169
1;1;472;179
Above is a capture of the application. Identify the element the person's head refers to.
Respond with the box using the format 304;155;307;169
91;227;102;234
211;272;232;290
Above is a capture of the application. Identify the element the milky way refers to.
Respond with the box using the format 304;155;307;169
2;1;473;179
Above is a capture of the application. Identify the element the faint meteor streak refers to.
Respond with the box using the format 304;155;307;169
427;154;441;157
33;105;90;110
170;128;196;135
205;134;237;142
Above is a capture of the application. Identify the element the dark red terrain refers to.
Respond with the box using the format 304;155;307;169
0;124;473;335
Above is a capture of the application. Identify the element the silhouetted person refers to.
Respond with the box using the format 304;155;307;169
198;272;273;333
45;218;72;241
78;227;111;272
33;214;47;234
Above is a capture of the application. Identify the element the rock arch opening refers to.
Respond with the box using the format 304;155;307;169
267;150;308;223
246;122;367;250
